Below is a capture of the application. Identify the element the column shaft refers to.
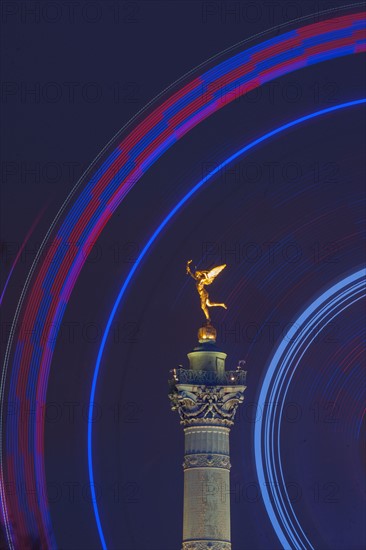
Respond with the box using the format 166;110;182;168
182;425;232;549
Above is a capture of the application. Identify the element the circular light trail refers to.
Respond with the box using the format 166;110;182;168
254;269;365;549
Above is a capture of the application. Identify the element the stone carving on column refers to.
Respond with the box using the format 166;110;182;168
168;379;245;427
183;454;231;470
182;541;232;550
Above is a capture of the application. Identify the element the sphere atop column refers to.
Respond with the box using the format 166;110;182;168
197;322;217;343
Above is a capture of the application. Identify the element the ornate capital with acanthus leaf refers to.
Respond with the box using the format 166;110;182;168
169;379;245;427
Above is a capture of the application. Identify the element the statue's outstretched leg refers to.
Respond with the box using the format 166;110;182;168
206;299;227;310
200;298;211;322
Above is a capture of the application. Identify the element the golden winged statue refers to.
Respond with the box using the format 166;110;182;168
186;260;227;323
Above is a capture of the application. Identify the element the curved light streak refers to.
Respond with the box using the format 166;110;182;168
255;269;365;549
88;99;366;549
0;209;45;306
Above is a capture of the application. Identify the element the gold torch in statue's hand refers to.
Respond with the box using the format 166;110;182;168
186;259;193;275
186;260;227;323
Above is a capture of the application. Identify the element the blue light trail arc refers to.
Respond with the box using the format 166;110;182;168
88;98;366;550
255;269;365;550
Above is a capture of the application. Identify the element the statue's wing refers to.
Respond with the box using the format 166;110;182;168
206;264;226;281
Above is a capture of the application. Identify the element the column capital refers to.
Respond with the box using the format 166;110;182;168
169;379;246;427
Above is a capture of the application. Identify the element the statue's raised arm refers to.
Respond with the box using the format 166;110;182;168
186;259;196;280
